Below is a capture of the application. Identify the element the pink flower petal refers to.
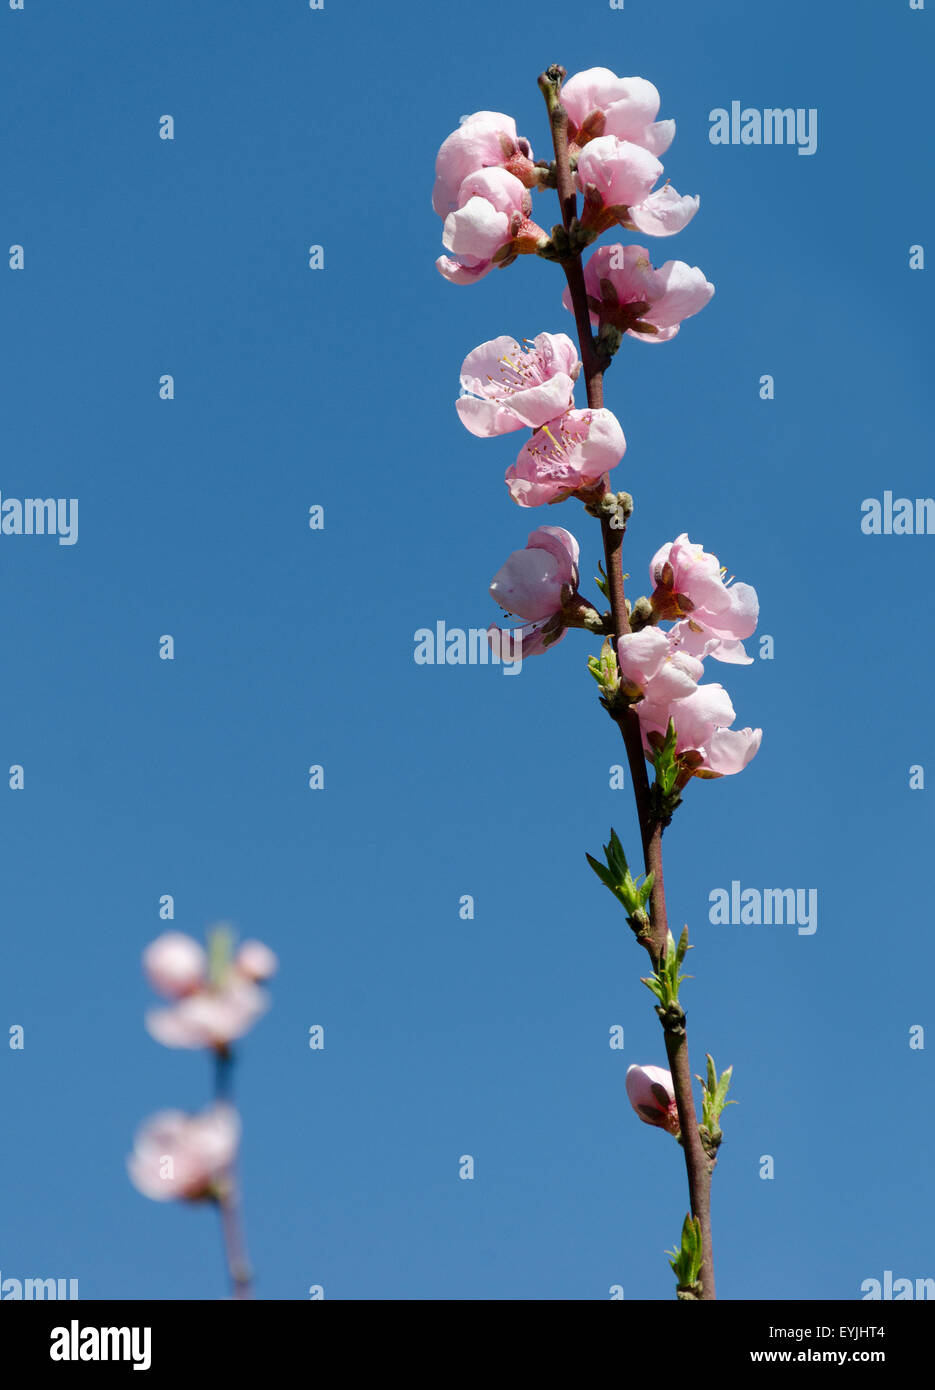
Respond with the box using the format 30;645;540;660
627;186;700;237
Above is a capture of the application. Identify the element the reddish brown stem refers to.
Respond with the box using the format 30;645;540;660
665;1030;716;1299
539;63;716;1301
217;1184;253;1300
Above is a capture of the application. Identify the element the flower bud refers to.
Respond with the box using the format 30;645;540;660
235;940;278;982
142;931;207;999
626;1063;680;1134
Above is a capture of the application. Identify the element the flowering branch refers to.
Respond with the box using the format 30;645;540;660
128;926;278;1300
537;63;715;1298
434;58;760;1300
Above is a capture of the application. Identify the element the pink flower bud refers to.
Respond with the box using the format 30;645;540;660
128;1103;240;1202
626;1064;680;1134
235;939;278;982
142;932;207;999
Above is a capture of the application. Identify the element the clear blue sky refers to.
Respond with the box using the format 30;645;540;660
0;0;931;1300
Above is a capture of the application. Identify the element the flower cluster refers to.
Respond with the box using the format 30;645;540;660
616;535;762;779
435;67;759;783
563;69;698;237
128;926;277;1206
433;68;701;286
455;331;625;506
434;112;548;284
143;929;277;1052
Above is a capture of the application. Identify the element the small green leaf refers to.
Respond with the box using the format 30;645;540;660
585;853;616;892
586;829;654;931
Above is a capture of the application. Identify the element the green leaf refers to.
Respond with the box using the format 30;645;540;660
586;829;653;928
585;853;616;892
207;923;235;989
698;1054;736;1132
587;636;617;690
665;1213;703;1288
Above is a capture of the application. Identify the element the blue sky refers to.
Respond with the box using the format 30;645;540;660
0;0;931;1300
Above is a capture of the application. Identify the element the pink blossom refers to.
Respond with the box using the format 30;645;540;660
142;929;276;1049
235;940;278;982
617;618;761;778
146;977;270;1051
670;685;761;776
650;534;758;663
563;244;714;340
562;67;675;157
616;628;703;705
456;333;580;436
505;407;626;507
575;137;699;239
575;136;662;214
143;932;207;999
128;1103;240;1202
626;1064;680;1134
637;678;762;779
433;112;538;219
700;723;762;776
487;526;582;659
437;168;547;285
625;185;700;238
490;526;579;619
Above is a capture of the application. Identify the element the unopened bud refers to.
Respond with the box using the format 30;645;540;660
626;1064;680;1136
